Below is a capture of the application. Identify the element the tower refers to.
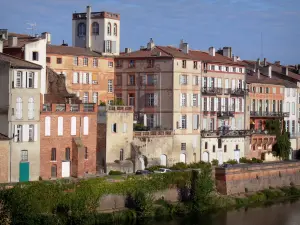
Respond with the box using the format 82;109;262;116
72;6;120;55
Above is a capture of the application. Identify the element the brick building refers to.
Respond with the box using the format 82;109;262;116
0;133;10;183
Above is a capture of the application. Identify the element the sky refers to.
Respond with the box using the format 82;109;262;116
1;0;300;64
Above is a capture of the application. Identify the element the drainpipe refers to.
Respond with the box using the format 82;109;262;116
199;62;203;162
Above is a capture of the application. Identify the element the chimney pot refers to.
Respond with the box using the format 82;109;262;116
41;32;51;44
264;58;267;66
125;48;131;53
208;47;215;57
182;43;189;54
222;47;232;58
8;36;18;47
282;66;288;76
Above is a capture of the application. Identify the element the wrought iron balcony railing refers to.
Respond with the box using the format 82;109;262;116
217;111;234;118
201;129;252;138
230;88;249;96
201;87;222;95
250;111;289;117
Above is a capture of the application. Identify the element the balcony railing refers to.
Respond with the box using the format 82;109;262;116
217;111;234;118
230;88;249;96
42;104;52;112
70;104;79;112
250;111;289;117
201;87;222;95
83;103;95;112
134;130;173;137
55;104;66;112
201;129;252;138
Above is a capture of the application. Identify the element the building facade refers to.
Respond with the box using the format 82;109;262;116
0;133;10;183
0;53;42;182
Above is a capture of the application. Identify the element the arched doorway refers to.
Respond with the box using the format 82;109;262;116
139;156;145;170
180;153;186;163
51;165;57;179
160;154;167;166
203;151;209;162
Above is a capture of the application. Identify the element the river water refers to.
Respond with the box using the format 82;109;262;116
140;200;300;225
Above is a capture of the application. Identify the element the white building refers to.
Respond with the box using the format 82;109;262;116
72;6;120;55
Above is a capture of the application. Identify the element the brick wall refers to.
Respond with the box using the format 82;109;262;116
0;141;9;183
215;161;300;195
40;105;97;179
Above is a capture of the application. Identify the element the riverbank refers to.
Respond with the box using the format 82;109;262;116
1;163;300;225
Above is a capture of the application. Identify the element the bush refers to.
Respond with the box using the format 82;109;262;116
225;159;238;165
108;170;124;175
146;165;165;172
170;163;188;170
251;158;263;163
239;157;251;163
211;159;219;166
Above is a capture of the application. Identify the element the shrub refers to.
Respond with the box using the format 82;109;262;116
248;192;267;203
225;159;238;165
170;162;188;170
239;157;251;164
108;170;124;175
251;158;263;163
146;165;164;172
211;159;219;166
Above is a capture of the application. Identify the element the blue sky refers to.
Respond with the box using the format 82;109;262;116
1;0;299;64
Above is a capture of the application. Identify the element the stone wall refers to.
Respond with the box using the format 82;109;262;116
215;161;300;195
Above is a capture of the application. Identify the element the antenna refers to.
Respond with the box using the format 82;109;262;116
260;32;264;60
26;22;37;36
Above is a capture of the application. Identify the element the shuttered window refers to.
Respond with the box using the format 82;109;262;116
123;123;127;133
28;97;34;120
16;97;23;119
71;117;76;135
83;116;89;135
58;117;63;136
45;116;51;136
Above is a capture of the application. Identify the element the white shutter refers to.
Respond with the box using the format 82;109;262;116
186;75;189;85
231;118;236;130
89;73;92;84
180;93;183;107
186;94;189;107
231;79;235;89
34;72;38;88
179;75;182;85
235;98;239;112
218;78;222;88
221;98;225;112
14;125;18;142
111;124;114;132
123;123;127;133
144;114;147;126
198;94;200;107
23;124;29;142
202;77;205;87
71;117;76;135
228;98;231;111
198;77;201;86
207;97;211;111
34;124;38;141
83;116;89;135
203;118;207;130
82;73;86;84
242;98;244;112
80;73;83;84
242;80;245;89
208;77;211;87
153;114;157;127
193;114;197;130
154;93;158;106
193;76;196;85
45;116;51;136
73;73;78;83
13;71;18;88
225;79;229;89
215;97;218;111
201;97;204;110
22;72;26;88
191;94;194;106
58;117;63;136
186;114;188;129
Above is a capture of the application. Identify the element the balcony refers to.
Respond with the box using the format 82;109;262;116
134;130;173;137
70;104;79;112
230;88;248;96
217;111;234;118
201;87;222;95
250;111;289;118
42;104;52;112
83;103;94;112
42;103;97;113
201;129;252;138
55;104;66;112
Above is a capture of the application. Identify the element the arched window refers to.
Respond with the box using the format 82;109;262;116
107;22;111;35
65;147;70;161
51;165;57;178
16;97;23;119
180;153;186;163
78;23;86;36
92;22;99;35
160;154;167;166
28;97;34;120
113;23;117;36
203;151;209;162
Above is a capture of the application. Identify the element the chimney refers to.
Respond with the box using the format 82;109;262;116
263;58;267;66
257;58;261;66
298;64;300;74
222;47;232;58
147;38;155;50
61;40;68;46
275;61;281;66
282;66;288;76
140;46;145;50
125;48;131;53
41;32;51;44
0;40;2;53
8;36;18;47
208;47;215;56
182;43;189;54
233;55;238;62
86;5;92;49
268;65;272;78
179;39;184;49
257;69;260;79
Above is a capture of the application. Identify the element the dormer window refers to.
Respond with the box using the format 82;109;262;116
78;23;86;37
92;22;99;35
107;22;111;35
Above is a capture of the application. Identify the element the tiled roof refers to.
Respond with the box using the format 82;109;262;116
0;133;10;141
47;45;102;57
246;73;297;88
0;53;42;69
3;33;40;48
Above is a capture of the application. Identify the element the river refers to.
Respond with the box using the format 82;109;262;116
138;200;300;225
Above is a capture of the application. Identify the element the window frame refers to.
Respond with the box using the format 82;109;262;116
83;57;88;66
32;51;39;61
51;148;56;161
108;80;113;93
92;22;99;35
21;150;28;161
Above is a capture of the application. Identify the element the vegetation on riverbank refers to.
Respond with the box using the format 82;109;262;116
1;161;300;225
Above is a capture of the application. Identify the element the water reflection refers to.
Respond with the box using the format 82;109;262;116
137;200;300;225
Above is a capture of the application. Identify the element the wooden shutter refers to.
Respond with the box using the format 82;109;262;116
83;116;89;135
45;116;51;136
34;124;38;141
22;72;26;88
198;94;200;107
73;72;78;83
231;79;235;89
23;124;28;142
71;117;76;135
154;93;158;106
14;125;18;142
34;72;38;88
89;73;92;84
123;123;127;133
58;117;63;136
80;73;83;84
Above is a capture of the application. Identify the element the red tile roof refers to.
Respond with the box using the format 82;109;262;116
3;33;40;48
0;53;42;69
47;45;102;57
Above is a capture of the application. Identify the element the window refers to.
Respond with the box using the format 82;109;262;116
266;87;269;93
181;93;187;107
21;150;28;161
83;57;88;66
78;23;86;36
219;66;222;71
116;75;122;86
239;98;243;112
147;74;156;86
292;120;295;134
181;143;186;151
193;61;197;69
129;60;135;68
46;57;51;63
120;149;124;161
73;72;79;84
147;114;154;128
225;67;229;72
239;68;242;73
273;87;276;94
56;58;62;64
16;97;23;119
224;145;227;152
51;165;57;178
205;142;208;149
32;51;38;61
92;92;98;104
85;73;90;84
51;148;56;161
181;115;187;129
236;145;239;150
105;40;111;53
92;22;99;35
83;117;89;135
45;116;51;136
233;67;236;72
71;117;76;136
116;59;123;68
147;59;154;68
28;124;34;142
211;65;215;70
129;94;135;106
212;145;215;152
93;58;98;67
58;117;63;136
107;22;111;35
65;148;70;161
182;60;186;68
28;97;34;119
83;92;89;103
16;71;22;88
123;123;127;133
218;139;222;148
146;93;154;107
16;125;22;142
108;80;113;93
84;147;88;159
128;75;135;85
259;87;263;93
192;94;198;107
112;123;117;133
27;72;34;88
292;102;295;115
113;23;117;36
73;56;78;66
108;61;113;68
193;76;199;85
180;75;188;85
